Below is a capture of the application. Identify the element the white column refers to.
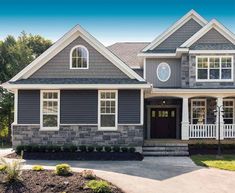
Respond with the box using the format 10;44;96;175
181;97;189;140
216;97;224;140
14;90;18;124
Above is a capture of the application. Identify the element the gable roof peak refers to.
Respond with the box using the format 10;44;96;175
142;10;208;52
181;18;235;47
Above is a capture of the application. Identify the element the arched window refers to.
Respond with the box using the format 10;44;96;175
70;45;89;69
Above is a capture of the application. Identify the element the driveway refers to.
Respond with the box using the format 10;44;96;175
23;157;235;193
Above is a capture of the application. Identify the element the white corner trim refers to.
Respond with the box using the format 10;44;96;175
140;89;144;125
181;19;235;47
10;25;145;82
14;90;18;124
143;57;146;80
69;45;89;69
142;10;207;52
40;90;60;131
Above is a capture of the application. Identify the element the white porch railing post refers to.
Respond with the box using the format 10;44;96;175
216;97;224;140
181;97;189;140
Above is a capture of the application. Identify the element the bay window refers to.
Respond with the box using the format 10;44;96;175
98;90;117;130
196;56;233;81
41;90;60;130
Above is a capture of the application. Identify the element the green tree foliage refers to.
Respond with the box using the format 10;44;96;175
0;32;52;144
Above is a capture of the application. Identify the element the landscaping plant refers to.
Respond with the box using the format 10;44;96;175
128;147;136;153
81;170;96;179
87;146;95;152
121;147;128;152
95;146;103;152
79;145;87;152
86;180;111;193
0;157;23;182
104;146;112;152
32;165;44;171
55;164;72;176
113;146;121;152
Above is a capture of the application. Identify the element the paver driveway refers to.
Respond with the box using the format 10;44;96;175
23;157;235;193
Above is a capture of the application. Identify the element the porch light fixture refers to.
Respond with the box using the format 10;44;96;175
162;100;166;105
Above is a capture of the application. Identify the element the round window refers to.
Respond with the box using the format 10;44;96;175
156;62;171;82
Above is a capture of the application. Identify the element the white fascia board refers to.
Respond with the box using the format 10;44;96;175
2;83;151;90
151;88;235;94
181;19;235;47
142;10;207;52
189;50;235;54
137;53;177;58
10;25;145;82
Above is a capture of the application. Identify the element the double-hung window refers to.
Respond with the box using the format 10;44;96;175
223;99;234;124
98;90;117;130
191;99;206;124
41;90;60;130
196;56;233;81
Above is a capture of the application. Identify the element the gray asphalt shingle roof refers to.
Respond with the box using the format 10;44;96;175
10;78;146;84
107;42;149;68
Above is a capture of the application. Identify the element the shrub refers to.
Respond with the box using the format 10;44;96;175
46;145;61;152
32;165;44;171
87;146;95;152
0;164;6;172
79;145;87;152
16;145;24;155
128;147;136;153
39;145;47;152
31;144;40;152
121;147;128;152
0;157;22;182
23;145;32;152
112;146;120;152
81;170;96;179
95;146;103;152
55;164;71;176
86;180;111;193
63;144;77;152
104;146;111;152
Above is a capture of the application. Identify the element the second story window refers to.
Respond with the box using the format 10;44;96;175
70;45;89;69
196;56;233;81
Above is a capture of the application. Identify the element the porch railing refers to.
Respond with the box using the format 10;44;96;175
223;124;235;139
189;124;216;139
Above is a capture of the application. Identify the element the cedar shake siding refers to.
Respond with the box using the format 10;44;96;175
18;90;40;124
152;18;202;52
17;90;141;125
30;36;128;79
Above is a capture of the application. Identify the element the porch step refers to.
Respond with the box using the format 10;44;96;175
143;144;189;156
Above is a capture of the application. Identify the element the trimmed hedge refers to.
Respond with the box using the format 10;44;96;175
16;144;136;154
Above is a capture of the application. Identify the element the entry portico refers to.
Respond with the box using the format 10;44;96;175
145;88;235;141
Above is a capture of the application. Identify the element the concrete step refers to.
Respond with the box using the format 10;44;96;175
143;151;189;156
143;146;188;151
143;143;188;147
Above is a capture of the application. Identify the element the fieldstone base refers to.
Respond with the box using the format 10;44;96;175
12;125;143;151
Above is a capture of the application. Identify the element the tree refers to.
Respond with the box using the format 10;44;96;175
0;32;52;144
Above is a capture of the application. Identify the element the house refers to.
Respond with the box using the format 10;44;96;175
2;10;235;153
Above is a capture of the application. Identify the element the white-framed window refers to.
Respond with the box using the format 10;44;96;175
223;99;234;124
156;62;171;82
196;56;233;81
70;45;89;69
191;99;207;124
98;90;118;130
40;90;60;130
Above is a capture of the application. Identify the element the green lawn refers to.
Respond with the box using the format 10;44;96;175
191;155;235;171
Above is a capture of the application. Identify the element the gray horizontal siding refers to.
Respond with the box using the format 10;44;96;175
118;90;141;124
153;18;202;51
146;58;181;88
191;28;235;50
18;90;40;124
60;90;98;124
30;36;128;79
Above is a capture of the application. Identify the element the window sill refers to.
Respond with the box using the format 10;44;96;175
69;67;89;70
40;127;59;131
98;127;118;131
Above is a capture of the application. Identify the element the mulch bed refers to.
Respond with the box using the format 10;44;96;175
6;152;143;161
0;170;124;193
189;145;235;155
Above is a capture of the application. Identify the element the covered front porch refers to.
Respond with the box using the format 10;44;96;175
145;90;235;141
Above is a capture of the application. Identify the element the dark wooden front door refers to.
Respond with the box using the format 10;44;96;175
150;108;176;138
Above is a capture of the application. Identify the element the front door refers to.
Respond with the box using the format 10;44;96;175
150;108;176;138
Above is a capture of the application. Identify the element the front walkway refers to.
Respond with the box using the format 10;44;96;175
22;157;235;193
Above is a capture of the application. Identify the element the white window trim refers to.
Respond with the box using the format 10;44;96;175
69;45;89;69
156;62;171;82
223;99;235;124
191;98;207;124
196;55;233;82
98;90;118;131
40;90;60;131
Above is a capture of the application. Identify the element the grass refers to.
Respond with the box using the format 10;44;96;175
191;155;235;171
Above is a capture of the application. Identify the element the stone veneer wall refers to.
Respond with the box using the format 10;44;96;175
12;125;143;150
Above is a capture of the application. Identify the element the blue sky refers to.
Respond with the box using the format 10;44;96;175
0;0;235;45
